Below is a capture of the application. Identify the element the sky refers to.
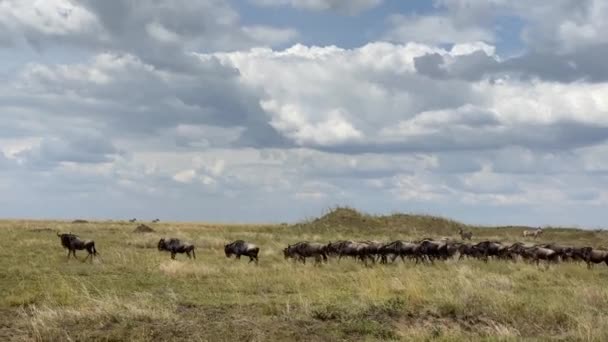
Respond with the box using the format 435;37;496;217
1;0;608;227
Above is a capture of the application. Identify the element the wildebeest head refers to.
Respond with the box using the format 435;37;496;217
158;238;167;251
283;245;296;259
57;232;78;249
224;243;235;258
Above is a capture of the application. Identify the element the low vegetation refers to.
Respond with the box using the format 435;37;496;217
1;208;608;341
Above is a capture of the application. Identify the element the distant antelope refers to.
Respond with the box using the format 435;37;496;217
128;218;137;223
152;218;160;223
458;228;473;240
523;227;543;239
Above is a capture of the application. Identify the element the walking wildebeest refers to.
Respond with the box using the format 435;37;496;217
57;232;98;262
580;247;608;269
523;227;543;238
458;228;473;240
158;238;196;260
284;242;327;264
225;240;259;264
379;240;423;263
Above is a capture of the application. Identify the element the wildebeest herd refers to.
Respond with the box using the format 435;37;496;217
56;226;608;269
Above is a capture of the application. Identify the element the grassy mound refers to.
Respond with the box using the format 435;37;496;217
133;224;155;233
296;206;465;236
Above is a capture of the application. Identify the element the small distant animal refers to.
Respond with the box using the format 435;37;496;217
157;238;196;260
152;219;160;223
458;228;473;240
224;240;259;264
57;232;98;262
523;227;543;238
128;218;137;223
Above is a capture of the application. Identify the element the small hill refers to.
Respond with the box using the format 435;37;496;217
295;206;465;236
133;224;155;233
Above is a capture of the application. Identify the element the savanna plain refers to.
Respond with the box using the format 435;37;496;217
2;208;608;341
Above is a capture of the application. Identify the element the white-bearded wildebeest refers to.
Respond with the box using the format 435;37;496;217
57;232;98;262
158;238;196;260
283;242;327;264
378;240;423;264
224;240;259;264
580;247;608;269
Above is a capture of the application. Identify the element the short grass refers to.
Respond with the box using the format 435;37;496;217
2;209;608;341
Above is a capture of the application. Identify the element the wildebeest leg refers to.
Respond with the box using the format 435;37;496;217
236;254;241;260
66;249;72;259
186;251;192;259
171;252;176;260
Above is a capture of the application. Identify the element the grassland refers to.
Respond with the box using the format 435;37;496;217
1;208;608;341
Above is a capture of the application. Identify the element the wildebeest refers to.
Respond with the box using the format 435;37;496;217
379;240;423;263
128;218;137;223
284;242;327;264
458;228;473;240
57;232;98;262
335;241;373;264
225;240;259;264
523;227;543;238
580;247;608;269
473;241;504;262
158;238;196;260
152;218;160;223
537;243;574;262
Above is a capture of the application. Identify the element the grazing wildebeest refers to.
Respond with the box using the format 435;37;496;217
225;240;259;264
129;218;137;223
458;228;473;241
284;242;327;264
57;232;98;262
152;218;160;223
580;247;608;269
523;227;543;238
158;238;196;260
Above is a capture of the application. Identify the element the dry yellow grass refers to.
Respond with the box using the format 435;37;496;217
2;209;608;341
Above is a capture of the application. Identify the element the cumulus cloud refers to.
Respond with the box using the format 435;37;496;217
213;43;608;153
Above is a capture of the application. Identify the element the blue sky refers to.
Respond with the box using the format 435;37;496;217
1;0;608;227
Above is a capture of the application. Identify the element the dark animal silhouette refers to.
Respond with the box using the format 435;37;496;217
129;218;137;223
152;219;160;223
284;242;327;264
158;238;196;260
57;232;98;262
225;240;259;264
580;247;608;269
